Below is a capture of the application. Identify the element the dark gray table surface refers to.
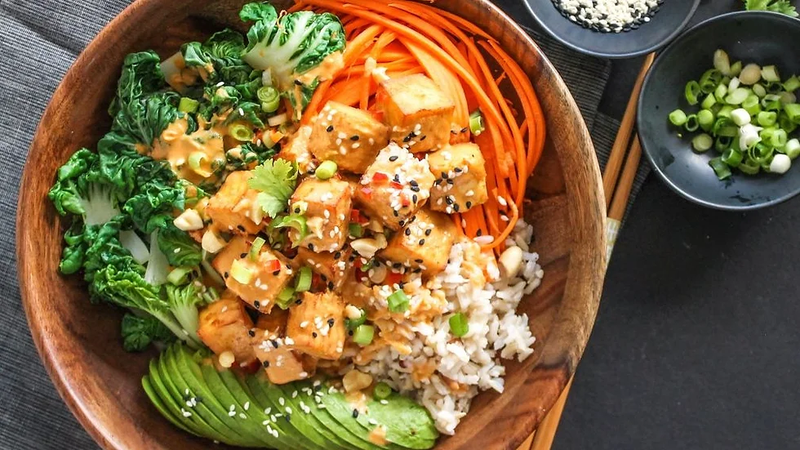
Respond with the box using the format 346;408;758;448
3;0;799;449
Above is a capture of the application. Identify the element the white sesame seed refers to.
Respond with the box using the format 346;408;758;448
244;401;250;411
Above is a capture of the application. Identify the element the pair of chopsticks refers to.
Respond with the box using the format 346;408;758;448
517;52;656;450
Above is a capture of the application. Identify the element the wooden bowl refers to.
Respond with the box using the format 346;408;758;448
16;0;606;448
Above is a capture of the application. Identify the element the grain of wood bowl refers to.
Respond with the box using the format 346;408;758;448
16;0;606;448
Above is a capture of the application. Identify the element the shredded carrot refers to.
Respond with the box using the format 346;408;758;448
287;0;545;253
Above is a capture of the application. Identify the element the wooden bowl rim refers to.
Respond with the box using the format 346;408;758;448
16;0;606;448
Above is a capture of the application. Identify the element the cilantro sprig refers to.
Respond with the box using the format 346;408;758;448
248;159;298;218
744;0;798;17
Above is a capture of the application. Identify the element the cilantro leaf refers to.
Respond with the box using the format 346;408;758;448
744;0;798;17
248;159;298;218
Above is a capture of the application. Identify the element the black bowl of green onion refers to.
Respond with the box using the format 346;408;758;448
638;11;800;210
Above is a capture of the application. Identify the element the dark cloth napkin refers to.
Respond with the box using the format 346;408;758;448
0;1;646;448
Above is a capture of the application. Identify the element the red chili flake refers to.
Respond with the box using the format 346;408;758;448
360;187;373;199
385;271;403;285
266;259;281;272
351;209;369;225
372;172;389;183
390;181;403;190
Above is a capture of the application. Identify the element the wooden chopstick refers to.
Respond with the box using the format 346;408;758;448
602;53;654;209
518;55;655;450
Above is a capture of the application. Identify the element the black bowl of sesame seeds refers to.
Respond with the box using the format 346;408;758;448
523;0;700;58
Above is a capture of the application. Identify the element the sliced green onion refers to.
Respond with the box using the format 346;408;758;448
359;259;374;272
271;214;309;245
228;123;254;142
699;69;722;93
167;266;194;285
179;97;199;113
469;109;485;135
715;84;728;102
742;95;761;115
709;157;732;180
757;111;778;127
762;94;782;111
669;109;687;126
721;148;743;167
766;81;784;95
345;309;366;330
761;65;780;83
752;83;767;98
315;160;338;180
780;112;799;134
449;313;469;337
348;223;364;238
783;75;800;93
257;86;280;113
295;266;312;292
373;382;392;400
738;159;761;175
715;136;733;153
202;286;220;303
276;287;295;309
684;114;699;132
188;151;208;173
387;290;409;313
730;61;743;77
769;129;788;148
685;81;702;105
783;139;800;159
353;325;374;345
713;117;738;137
725;87;750;105
717;105;734;119
249;237;266;261
701;94;717;110
784;103;800;124
230;259;254;285
697;110;714;131
692;133;714;152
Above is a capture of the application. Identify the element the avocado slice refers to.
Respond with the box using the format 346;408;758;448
320;387;437;450
150;352;233;443
167;345;265;447
141;374;196;435
275;380;385;450
242;371;328;450
261;375;352;450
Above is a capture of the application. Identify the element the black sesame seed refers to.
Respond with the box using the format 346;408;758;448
403;134;413;143
334;251;342;259
348;330;354;336
415;258;423;263
350;135;360;141
327;281;335;290
425;229;432;236
271;340;279;348
393;174;400;183
308;243;315;251
285;415;291;423
224;272;229;278
476;229;483;236
420;135;427;141
398;220;405;227
410;180;418;187
453;204;460;212
460;127;468;133
445;196;454;205
466;201;472;209
454;167;462;173
312;332;318;338
272;270;280;276
295;299;303;305
263;360;270;368
248;329;256;337
240;253;248;258
393;262;402;269
294;208;301;214
328;318;335;327
405;228;411;236
352;409;359;418
237;225;246;232
441;172;448;179
412;194;418;203
447;179;454;185
294;79;303;86
389;155;399;162
398;282;405;289
321;274;328;282
327;125;334;132
393;210;399;217
411;186;420;192
419;239;425;245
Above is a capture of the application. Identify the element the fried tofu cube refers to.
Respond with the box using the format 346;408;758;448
206;171;264;235
376;74;455;153
289;178;352;252
380;208;456;276
286;291;346;360
212;236;293;312
198;294;256;366
251;328;309;385
278;125;315;175
308;101;389;174
296;246;354;291
354;143;435;230
427;143;489;213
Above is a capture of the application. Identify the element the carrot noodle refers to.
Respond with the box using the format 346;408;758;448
292;0;545;253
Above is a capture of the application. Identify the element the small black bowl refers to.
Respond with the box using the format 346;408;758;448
522;0;699;58
638;11;800;211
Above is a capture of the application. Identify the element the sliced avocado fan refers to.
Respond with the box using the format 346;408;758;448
143;344;439;449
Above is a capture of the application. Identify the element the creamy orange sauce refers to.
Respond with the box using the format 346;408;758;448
150;118;227;185
368;425;388;446
297;51;345;85
345;390;369;413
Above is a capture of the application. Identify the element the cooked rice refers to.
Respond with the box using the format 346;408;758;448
355;220;543;434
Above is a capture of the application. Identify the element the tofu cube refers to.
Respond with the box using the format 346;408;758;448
206;171;264;235
376;74;455;153
289;178;352;252
380;208;456;276
286;291;346;360
212;236;293;312
296;246;354;291
354;143;435;230
251;329;309;385
427;143;489;213
308;101;389;174
278;125;315;175
198;294;256;366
